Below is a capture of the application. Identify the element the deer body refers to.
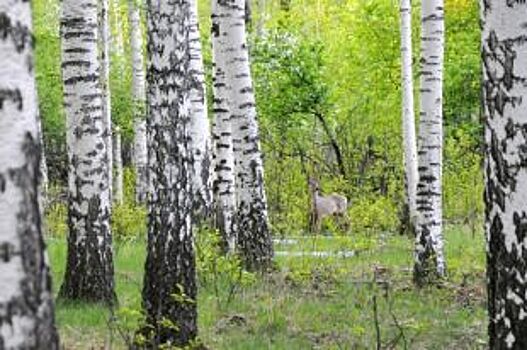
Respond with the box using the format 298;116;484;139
309;179;349;232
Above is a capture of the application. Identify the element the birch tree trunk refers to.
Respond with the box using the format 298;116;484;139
128;0;148;204
111;0;124;56
223;0;274;270
482;4;527;348
211;0;237;252
113;127;123;205
37;107;49;205
60;0;117;304
399;0;418;235
99;0;113;202
413;0;445;286
0;3;59;347
189;0;212;221
141;0;197;346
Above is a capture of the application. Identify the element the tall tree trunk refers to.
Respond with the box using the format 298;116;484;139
37;107;49;206
99;0;113;202
141;0;197;346
482;4;527;348
211;0;237;252
60;0;117;304
255;0;266;36
0;3;59;348
413;0;445;285
189;0;212;222
113;127;124;205
128;0;148;204
111;0;124;56
399;0;418;235
224;0;274;271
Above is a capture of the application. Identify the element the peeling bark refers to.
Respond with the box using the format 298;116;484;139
141;0;198;346
222;0;274;270
413;0;445;285
128;0;148;204
0;2;59;347
59;0;117;304
482;3;527;348
189;0;213;222
211;0;237;252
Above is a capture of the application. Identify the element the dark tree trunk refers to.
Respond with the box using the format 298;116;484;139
482;4;527;348
140;0;197;347
0;2;59;347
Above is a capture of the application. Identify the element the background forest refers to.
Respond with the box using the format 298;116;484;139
35;0;481;236
31;0;485;348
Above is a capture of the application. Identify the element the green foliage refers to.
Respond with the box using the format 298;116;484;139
196;228;257;309
49;226;487;349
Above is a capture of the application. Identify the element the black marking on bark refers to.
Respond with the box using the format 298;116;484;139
0;132;59;348
0;89;23;110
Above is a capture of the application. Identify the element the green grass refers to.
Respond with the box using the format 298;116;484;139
48;226;487;349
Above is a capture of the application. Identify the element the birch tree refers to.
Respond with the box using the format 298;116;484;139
189;0;212;221
60;0;116;303
399;0;418;235
128;0;148;204
141;0;197;345
482;3;527;348
113;127;124;204
99;0;113;201
0;2;59;347
413;0;445;285
211;0;237;252
224;0;274;270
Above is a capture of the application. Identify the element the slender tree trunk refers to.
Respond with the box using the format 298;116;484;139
113;127;124;205
211;0;237;252
99;0;113;202
245;0;252;28
141;0;197;346
128;0;148;204
413;0;445;285
482;4;527;348
111;0;124;56
224;0;274;271
0;3;59;348
189;0;213;222
37;107;49;206
399;0;418;235
60;0;117;304
255;0;265;36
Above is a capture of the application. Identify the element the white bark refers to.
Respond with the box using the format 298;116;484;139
482;3;527;348
189;0;212;220
113;127;123;205
99;0;113;201
0;2;58;347
413;0;445;284
111;0;124;56
128;0;148;204
37;107;49;205
142;0;197;345
211;0;237;252
399;0;418;231
224;0;273;270
60;0;116;303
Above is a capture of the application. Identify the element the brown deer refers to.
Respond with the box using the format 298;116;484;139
308;178;349;233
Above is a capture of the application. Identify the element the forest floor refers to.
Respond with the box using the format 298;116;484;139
47;225;487;349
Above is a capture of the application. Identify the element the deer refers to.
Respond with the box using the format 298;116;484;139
308;178;350;233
